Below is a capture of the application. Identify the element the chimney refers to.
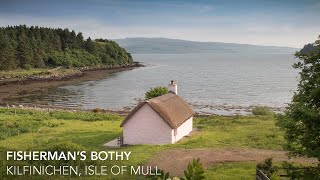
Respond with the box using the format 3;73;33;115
168;80;177;94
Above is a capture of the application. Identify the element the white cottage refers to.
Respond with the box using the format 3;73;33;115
120;81;194;145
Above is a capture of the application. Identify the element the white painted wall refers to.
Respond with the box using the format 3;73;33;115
172;117;193;143
123;104;173;145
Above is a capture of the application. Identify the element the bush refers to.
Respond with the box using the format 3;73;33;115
92;108;104;113
282;162;320;179
252;106;275;116
147;158;205;180
46;49;101;67
257;158;277;178
145;86;168;100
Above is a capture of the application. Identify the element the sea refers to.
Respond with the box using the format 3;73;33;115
18;53;299;115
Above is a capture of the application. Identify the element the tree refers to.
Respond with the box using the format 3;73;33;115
145;86;168;100
0;25;133;70
0;33;16;70
84;37;97;55
16;33;33;69
30;36;45;68
76;32;84;48
277;35;320;163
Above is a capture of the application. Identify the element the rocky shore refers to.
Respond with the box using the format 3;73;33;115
0;101;285;117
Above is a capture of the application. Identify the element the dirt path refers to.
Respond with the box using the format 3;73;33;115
147;148;318;176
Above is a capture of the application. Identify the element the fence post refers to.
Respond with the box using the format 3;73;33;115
256;168;270;180
117;136;123;146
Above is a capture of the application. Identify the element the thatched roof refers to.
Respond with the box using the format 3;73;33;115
120;93;194;129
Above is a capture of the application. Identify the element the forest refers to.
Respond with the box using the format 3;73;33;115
0;25;133;70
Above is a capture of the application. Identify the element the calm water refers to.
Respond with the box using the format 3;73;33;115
19;53;299;114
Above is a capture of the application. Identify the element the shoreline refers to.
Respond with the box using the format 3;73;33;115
0;61;286;116
0;104;233;117
0;63;144;107
0;102;284;117
0;62;144;86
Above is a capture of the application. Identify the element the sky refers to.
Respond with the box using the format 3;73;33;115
0;0;319;48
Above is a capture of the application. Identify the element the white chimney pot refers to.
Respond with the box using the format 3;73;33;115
168;80;177;94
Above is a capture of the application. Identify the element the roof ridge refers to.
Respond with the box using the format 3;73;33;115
146;93;176;102
120;93;194;128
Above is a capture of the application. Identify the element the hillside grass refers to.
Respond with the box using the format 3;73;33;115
0;68;48;77
0;68;82;79
0;108;284;179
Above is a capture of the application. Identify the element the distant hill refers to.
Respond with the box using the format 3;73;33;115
113;37;298;54
299;43;317;54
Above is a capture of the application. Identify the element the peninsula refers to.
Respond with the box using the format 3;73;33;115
0;25;141;85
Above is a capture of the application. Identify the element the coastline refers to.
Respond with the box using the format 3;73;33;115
0;63;144;108
0;61;286;116
0;62;144;86
0;102;284;117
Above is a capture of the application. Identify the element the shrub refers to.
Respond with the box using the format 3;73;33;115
257;158;276;178
46;49;101;67
184;158;205;180
252;106;274;116
147;158;205;180
145;86;168;100
92;108;104;113
281;162;320;179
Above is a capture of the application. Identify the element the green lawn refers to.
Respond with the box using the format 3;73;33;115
178;115;284;149
204;162;256;180
0;108;284;179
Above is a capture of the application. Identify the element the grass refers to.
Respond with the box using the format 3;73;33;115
0;108;122;148
0;108;284;179
204;162;256;180
178;115;284;149
0;68;81;79
0;68;48;77
252;106;275;116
